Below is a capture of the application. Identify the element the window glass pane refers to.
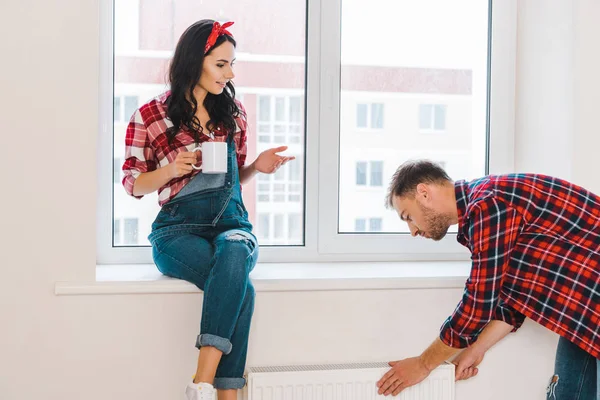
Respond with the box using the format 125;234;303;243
274;214;284;238
124;218;138;245
288;213;302;240
434;104;447;130
113;157;121;184
369;218;383;232
356;162;367;185
339;0;489;233
356;103;367;128
113;97;121;122
258;124;271;133
355;218;366;232
274;168;285;181
258;213;270;240
123;96;139;122
275;97;285;121
371;103;384;129
370;161;383;187
114;1;307;247
289;97;302;123
419;104;433;130
259;96;271;121
289;159;301;181
113;219;121;245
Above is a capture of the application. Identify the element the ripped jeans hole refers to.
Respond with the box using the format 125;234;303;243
224;233;256;252
546;375;559;399
225;233;251;242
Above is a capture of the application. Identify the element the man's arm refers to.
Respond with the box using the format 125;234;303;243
419;337;461;371
440;198;524;348
378;199;525;396
452;320;514;380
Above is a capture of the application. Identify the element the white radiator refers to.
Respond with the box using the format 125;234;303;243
244;362;454;400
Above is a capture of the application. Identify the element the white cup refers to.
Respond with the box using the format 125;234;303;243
191;142;228;174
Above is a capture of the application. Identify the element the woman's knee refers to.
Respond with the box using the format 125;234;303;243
216;232;258;264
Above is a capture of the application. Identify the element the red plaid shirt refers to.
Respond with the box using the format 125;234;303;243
122;91;248;206
441;174;600;358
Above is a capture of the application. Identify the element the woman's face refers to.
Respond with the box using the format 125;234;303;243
197;41;236;96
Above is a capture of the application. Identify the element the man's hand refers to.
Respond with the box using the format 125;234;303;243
376;357;431;396
452;347;484;381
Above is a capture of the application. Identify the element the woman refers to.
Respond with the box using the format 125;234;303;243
122;19;294;400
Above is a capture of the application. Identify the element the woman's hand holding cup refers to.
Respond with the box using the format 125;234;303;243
168;151;198;179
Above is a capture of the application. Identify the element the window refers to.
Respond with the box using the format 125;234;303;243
99;0;516;263
124;218;139;244
103;0;307;262
356;103;384;129
257;95;303;145
419;104;447;132
258;213;270;240
355;161;383;187
355;218;366;232
113;218;139;245
113;157;121;184
355;218;383;232
113;219;121;245
355;162;367;185
369;218;383;232
113;95;139;123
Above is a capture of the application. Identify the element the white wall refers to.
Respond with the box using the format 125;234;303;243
2;0;599;399
572;0;600;194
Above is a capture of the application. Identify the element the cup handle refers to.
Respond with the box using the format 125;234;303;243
191;145;202;170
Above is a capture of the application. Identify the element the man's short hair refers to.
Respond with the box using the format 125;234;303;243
385;160;452;208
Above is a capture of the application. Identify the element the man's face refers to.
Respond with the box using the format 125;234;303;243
392;185;453;241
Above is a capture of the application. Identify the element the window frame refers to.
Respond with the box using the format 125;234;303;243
97;0;517;264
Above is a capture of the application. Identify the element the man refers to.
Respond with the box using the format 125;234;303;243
377;160;599;399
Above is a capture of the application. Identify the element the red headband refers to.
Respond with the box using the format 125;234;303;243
204;21;234;54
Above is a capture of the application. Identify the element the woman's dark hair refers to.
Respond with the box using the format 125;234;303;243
385;160;452;208
165;19;241;144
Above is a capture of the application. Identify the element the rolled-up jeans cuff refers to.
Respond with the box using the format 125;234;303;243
196;334;232;355
213;377;246;390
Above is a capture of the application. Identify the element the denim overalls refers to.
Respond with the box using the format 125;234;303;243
148;135;258;390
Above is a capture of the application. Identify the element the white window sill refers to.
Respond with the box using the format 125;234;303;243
54;261;470;296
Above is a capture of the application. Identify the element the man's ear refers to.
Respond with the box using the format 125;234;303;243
416;183;429;200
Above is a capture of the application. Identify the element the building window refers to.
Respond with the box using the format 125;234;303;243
355;218;383;232
419;104;447;131
356;161;383;187
258;213;270;240
257;95;303;144
288;213;302;241
113;218;139;245
356;103;384;129
355;218;366;232
356;162;367;185
113;219;121;245
124;218;138;244
369;218;383;232
114;95;139;123
113;158;122;184
370;161;383;187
